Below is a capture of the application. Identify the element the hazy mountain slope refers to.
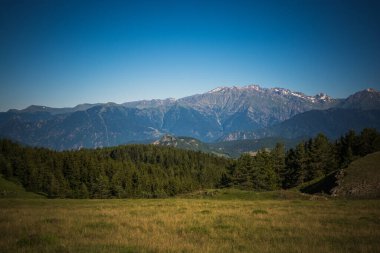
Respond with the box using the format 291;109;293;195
221;89;380;141
0;105;165;150
7;103;100;115
161;105;223;141
221;109;380;141
123;98;176;109
337;88;380;110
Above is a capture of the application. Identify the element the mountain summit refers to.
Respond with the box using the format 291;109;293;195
337;88;380;110
206;85;333;103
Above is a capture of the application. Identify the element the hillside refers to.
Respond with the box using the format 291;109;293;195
332;151;380;198
300;152;380;198
0;174;44;198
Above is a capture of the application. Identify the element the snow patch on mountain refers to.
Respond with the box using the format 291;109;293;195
208;87;229;93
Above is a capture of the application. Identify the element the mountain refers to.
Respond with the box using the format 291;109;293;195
221;89;380;141
221;108;380;141
177;85;339;133
0;85;378;150
337;88;380;110
0;105;165;150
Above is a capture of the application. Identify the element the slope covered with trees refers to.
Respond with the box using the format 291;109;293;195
0;142;230;198
219;128;380;191
1;128;379;198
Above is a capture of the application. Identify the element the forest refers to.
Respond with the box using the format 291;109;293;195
0;128;379;198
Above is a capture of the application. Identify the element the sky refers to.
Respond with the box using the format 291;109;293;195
0;0;379;111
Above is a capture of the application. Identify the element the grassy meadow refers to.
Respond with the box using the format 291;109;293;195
0;189;379;253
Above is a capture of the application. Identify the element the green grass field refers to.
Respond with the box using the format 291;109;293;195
1;189;379;253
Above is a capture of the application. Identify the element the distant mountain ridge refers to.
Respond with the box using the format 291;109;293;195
152;134;302;158
0;85;379;150
8;103;101;115
221;108;380;141
220;88;380;141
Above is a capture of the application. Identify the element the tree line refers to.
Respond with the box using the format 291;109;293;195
0;128;379;198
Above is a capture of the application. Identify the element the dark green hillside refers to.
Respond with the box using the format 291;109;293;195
332;151;380;198
300;152;380;198
0;139;231;198
0;174;44;198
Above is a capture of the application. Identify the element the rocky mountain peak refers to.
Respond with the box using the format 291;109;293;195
366;88;377;93
338;88;380;110
315;93;332;102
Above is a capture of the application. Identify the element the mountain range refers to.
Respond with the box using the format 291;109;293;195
0;85;379;150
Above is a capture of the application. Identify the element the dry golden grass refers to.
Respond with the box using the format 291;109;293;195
0;191;379;252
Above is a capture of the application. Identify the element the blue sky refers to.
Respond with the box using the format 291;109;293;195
0;0;379;111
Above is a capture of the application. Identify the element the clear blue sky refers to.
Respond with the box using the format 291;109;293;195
0;0;379;111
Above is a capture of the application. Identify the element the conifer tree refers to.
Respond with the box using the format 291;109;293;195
271;143;286;187
233;154;254;189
